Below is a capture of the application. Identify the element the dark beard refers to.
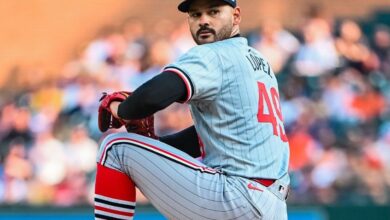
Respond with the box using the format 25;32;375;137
192;23;233;45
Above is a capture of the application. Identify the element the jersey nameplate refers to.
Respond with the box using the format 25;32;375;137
246;49;272;78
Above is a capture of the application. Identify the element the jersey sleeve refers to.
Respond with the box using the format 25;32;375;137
164;45;222;102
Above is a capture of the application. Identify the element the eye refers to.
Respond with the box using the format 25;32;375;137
189;12;201;18
209;9;219;16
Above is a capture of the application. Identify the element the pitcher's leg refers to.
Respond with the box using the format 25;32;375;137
96;132;259;220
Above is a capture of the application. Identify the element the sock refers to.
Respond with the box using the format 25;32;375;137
94;163;136;220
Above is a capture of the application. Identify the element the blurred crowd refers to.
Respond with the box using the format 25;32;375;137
0;8;389;206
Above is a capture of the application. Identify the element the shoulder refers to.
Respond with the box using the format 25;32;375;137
174;44;221;66
247;45;268;60
186;44;217;57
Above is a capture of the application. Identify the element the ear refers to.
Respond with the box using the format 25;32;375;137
233;7;241;25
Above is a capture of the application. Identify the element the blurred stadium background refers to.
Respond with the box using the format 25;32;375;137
0;0;390;219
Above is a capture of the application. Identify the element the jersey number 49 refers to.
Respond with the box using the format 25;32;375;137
257;82;288;142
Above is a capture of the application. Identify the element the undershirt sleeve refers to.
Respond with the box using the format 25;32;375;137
159;126;201;158
117;71;188;120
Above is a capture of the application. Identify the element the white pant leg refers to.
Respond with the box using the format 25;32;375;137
97;132;261;220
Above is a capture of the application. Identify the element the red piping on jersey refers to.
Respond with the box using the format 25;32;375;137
165;68;192;103
198;135;206;159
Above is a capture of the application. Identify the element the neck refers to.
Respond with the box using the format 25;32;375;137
231;26;240;37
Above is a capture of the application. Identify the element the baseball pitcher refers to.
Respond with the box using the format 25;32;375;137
94;0;290;219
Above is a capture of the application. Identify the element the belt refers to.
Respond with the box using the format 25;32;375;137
253;178;289;200
253;178;276;187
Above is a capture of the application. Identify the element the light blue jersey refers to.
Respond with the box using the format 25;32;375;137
165;37;290;184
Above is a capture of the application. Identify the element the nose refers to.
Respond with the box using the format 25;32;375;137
198;14;210;27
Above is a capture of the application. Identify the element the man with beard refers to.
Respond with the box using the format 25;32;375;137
94;0;290;219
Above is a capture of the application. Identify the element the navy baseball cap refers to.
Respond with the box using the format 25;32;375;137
178;0;237;12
